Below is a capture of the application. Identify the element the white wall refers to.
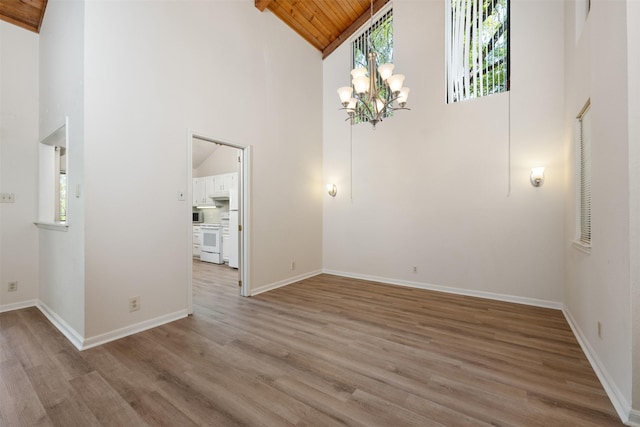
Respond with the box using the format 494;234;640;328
38;0;86;338
323;0;565;305
0;22;39;311
83;1;323;338
563;0;634;419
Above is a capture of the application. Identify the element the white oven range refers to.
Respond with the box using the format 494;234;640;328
200;223;223;264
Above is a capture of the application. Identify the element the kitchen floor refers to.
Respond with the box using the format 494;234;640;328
192;260;240;308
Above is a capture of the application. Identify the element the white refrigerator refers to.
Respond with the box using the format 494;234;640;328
228;184;239;269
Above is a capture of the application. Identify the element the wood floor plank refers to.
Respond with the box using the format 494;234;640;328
70;370;147;426
0;261;626;426
24;358;101;427
0;359;53;426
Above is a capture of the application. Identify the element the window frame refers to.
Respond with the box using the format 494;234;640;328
350;5;394;125
35;118;70;231
445;0;511;103
573;100;592;253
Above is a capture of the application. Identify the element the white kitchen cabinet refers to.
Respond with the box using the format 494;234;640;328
193;225;202;257
192;178;208;206
206;172;238;198
205;175;220;198
223;173;233;192
229;172;238;192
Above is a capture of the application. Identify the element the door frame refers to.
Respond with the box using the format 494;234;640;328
187;130;251;314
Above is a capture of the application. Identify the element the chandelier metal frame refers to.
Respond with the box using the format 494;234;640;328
337;0;410;129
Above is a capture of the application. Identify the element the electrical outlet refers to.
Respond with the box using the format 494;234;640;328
129;296;140;312
412;266;417;273
291;260;296;271
8;282;17;292
597;321;602;338
0;193;15;203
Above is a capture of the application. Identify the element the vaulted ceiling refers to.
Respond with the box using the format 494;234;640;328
0;0;384;58
255;0;389;59
0;0;47;33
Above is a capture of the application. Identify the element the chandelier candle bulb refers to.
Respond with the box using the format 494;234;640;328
351;68;367;79
353;76;370;94
378;63;395;81
338;87;354;105
387;74;405;93
336;0;410;129
398;87;411;106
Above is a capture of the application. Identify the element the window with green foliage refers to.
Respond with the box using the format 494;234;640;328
55;146;67;223
352;9;393;124
59;172;67;222
446;0;509;103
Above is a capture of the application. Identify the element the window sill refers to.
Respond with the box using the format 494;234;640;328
34;222;69;232
571;240;591;254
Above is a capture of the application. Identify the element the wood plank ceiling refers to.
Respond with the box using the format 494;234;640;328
0;0;386;57
0;0;48;33
256;0;389;59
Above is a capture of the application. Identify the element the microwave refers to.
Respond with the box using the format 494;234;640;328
192;211;203;223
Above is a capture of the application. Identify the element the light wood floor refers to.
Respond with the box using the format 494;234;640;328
0;261;624;426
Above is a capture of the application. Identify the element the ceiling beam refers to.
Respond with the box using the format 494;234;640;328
322;0;389;59
0;0;48;33
255;0;273;12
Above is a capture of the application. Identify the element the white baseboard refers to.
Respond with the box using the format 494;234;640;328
250;270;322;296
323;270;637;425
4;299;188;352
81;309;189;350
562;307;634;426
37;300;85;351
322;269;563;310
0;299;38;313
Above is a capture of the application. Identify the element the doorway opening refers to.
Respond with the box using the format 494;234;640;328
187;131;250;314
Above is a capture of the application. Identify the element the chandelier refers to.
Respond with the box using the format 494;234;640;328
337;1;410;129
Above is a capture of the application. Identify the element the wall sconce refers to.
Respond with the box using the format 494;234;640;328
530;167;545;187
327;184;337;197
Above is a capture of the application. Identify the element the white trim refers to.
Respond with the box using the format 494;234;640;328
240;146;251;297
629;409;640;427
37;300;84;350
81;309;188;350
188;130;250;298
322;269;563;310
562;307;632;425
186;129;194;315
0;299;38;313
34;221;69;231
571;239;592;254
10;300;188;352
250;270;322;296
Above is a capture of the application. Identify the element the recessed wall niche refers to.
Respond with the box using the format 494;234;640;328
37;117;69;230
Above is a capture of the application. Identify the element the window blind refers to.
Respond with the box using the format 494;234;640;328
446;0;509;103
351;9;393;124
578;104;592;245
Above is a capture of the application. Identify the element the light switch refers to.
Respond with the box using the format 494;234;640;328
177;191;186;201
